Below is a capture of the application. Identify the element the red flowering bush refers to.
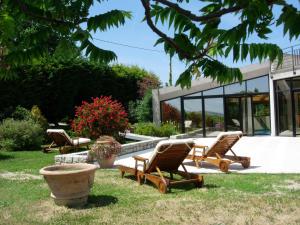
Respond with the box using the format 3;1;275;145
161;102;181;125
72;96;129;139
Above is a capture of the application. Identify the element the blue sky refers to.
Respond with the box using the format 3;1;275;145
90;0;300;85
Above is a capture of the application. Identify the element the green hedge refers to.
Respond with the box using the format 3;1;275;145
0;59;155;122
134;122;179;137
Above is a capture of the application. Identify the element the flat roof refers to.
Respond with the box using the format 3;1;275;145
156;61;270;101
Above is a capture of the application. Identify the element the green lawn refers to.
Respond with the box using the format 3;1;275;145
0;151;299;225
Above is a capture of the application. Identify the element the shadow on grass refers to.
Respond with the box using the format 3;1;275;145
0;153;14;161
123;174;220;193
85;195;118;208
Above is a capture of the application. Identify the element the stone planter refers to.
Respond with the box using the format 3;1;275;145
40;163;97;207
98;154;117;168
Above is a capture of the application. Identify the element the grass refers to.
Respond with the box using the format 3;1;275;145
0;151;300;225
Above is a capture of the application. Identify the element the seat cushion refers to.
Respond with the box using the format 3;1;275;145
72;138;91;145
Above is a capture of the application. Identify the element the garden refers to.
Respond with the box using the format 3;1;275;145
1;0;300;224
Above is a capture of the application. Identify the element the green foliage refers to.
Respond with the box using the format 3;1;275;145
143;0;300;88
11;106;32;121
135;91;153;123
0;119;44;151
0;1;131;77
0;60;156;122
134;122;178;137
31;105;48;129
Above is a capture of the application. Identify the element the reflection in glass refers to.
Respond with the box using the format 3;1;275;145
224;82;246;95
277;91;293;136
184;99;203;136
247;76;269;93
225;98;241;131
186;91;202;97
295;92;300;135
252;95;271;135
204;98;224;136
161;98;181;130
276;79;291;92
203;87;223;96
293;78;300;90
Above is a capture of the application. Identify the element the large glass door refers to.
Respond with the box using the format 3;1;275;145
183;98;203;137
294;91;300;136
225;97;242;131
204;98;225;137
252;94;271;135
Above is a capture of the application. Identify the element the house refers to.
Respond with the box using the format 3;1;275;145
152;45;300;137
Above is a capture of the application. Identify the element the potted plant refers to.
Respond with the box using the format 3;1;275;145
89;136;122;168
40;163;97;207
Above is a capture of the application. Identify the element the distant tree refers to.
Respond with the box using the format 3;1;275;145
137;75;160;98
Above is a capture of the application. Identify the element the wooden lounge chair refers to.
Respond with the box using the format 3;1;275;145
44;129;91;154
118;139;204;193
186;131;250;172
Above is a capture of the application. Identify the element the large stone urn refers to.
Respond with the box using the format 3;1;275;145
89;136;122;169
40;163;97;207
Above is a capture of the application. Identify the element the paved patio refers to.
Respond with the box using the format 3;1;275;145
115;136;300;173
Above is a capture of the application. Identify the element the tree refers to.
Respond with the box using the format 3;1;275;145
140;0;300;87
1;1;300;87
0;0;131;78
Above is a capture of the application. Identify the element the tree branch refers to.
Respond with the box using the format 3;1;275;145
154;0;277;22
141;0;210;61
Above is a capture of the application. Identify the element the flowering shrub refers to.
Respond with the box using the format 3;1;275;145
72;96;129;139
161;102;181;125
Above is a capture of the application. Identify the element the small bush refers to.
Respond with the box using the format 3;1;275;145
134;122;178;137
11;106;32;121
0;119;44;151
135;91;153;123
72;96;129;139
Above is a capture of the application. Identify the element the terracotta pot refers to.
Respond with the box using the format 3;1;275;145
98;154;117;168
40;163;97;207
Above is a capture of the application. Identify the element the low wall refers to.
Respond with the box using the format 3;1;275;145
55;133;167;164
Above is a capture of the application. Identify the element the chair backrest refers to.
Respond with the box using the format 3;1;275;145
46;129;73;146
206;131;243;157
146;139;194;173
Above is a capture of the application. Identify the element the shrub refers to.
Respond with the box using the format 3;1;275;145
0;60;159;122
0;119;44;151
161;102;181;125
11;106;32;121
135;91;153;123
72;96;129;139
31;105;48;129
134;122;178;137
137;75;160;98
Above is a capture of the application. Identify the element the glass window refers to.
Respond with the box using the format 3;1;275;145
204;98;225;136
247;76;269;93
294;91;300;135
276;91;293;136
225;97;241;132
184;99;203;137
161;98;182;130
224;82;246;95
252;95;271;135
275;79;291;92
292;78;300;90
203;87;223;96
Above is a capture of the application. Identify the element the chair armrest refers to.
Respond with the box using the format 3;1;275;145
133;156;148;162
194;145;208;149
133;156;148;172
192;145;209;156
